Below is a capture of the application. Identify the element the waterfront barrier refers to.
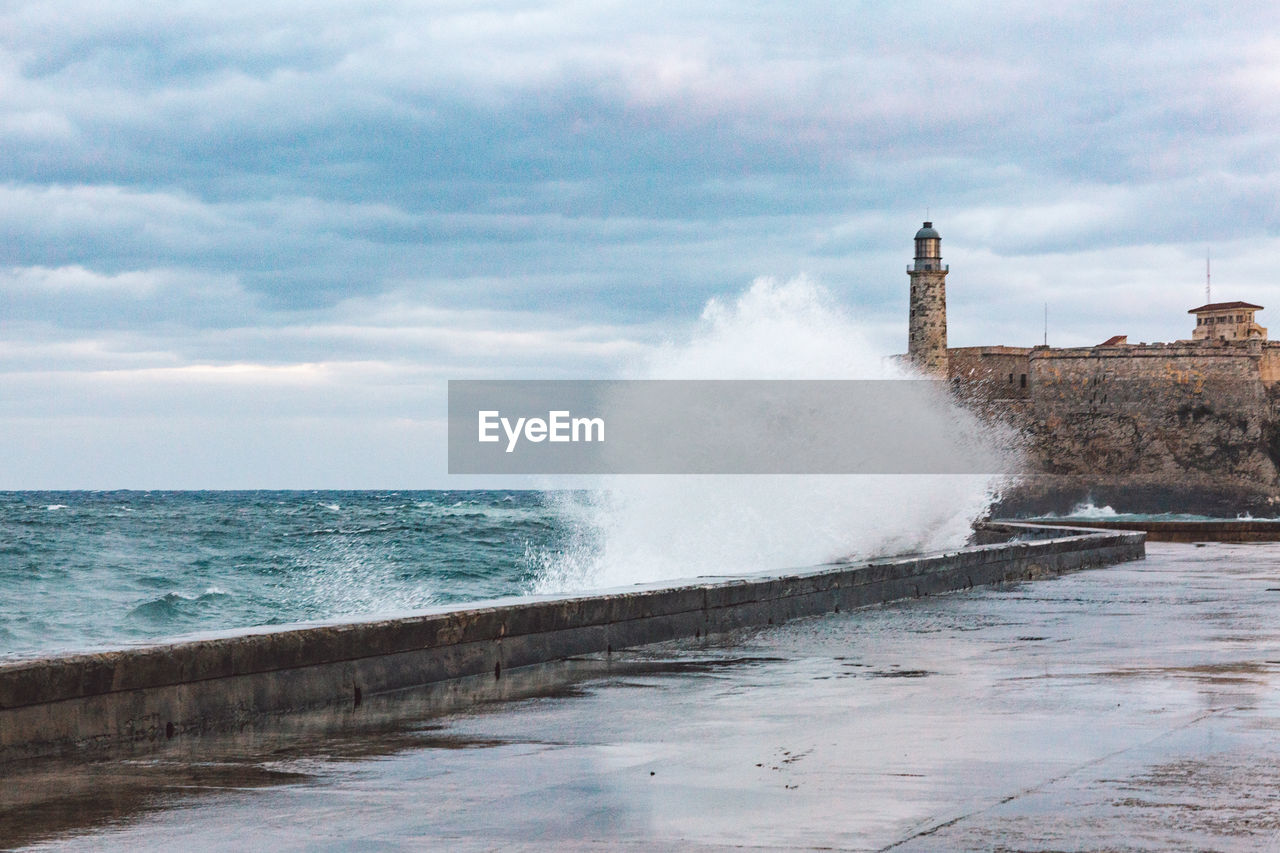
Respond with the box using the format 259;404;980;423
1012;518;1280;542
0;522;1143;764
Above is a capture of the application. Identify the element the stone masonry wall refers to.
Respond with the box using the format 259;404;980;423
896;335;1280;510
948;346;1034;401
1023;343;1280;497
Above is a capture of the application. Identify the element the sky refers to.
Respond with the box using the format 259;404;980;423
3;1;1280;487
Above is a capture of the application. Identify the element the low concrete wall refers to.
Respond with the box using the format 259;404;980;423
0;523;1143;764
1013;518;1280;542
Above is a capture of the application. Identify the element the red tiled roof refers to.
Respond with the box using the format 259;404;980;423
1099;335;1128;346
1187;301;1263;313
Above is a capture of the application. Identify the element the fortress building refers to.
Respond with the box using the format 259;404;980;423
902;221;1280;513
903;221;1280;394
1190;301;1265;341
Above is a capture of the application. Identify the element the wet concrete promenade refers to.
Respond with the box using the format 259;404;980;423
7;542;1280;851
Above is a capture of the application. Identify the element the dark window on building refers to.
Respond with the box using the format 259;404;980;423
1020;374;1027;388
1008;373;1013;383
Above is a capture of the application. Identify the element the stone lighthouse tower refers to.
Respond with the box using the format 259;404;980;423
907;221;949;376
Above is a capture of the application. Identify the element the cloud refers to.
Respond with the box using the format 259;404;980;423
3;0;1280;484
3;265;165;295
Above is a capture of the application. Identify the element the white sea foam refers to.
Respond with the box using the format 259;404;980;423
530;276;1019;593
45;504;68;511
1064;501;1119;519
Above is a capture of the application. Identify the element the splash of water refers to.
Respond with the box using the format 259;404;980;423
1064;501;1119;519
529;276;1018;593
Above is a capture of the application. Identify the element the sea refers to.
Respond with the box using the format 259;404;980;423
5;485;1246;663
0;281;1042;663
0;490;565;661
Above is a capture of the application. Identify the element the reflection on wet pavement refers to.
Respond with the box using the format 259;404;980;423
6;542;1280;851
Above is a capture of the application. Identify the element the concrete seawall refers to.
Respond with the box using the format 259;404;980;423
1014;518;1280;542
0;523;1143;765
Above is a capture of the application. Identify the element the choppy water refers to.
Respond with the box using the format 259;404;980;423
0;280;1015;663
1036;501;1273;522
0;491;565;660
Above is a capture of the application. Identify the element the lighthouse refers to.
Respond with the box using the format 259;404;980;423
907;221;949;376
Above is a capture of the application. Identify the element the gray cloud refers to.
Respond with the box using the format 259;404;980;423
3;0;1280;484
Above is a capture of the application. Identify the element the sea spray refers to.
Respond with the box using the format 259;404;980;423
529;276;1020;592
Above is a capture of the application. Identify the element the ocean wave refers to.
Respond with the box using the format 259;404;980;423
1;489;558;657
127;589;232;623
1065;501;1119;519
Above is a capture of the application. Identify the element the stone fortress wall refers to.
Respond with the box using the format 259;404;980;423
1026;343;1277;486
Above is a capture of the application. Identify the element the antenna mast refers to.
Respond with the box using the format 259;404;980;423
1043;303;1048;346
1206;249;1212;303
